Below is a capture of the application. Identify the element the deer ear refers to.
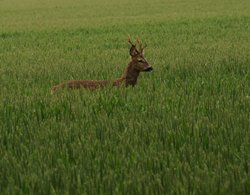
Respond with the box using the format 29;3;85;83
141;48;145;56
129;46;139;57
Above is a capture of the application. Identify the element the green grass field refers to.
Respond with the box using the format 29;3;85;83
1;0;250;194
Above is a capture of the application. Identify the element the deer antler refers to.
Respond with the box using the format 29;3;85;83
136;38;147;53
128;37;135;46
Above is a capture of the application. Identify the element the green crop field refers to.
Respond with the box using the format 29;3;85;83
0;0;250;194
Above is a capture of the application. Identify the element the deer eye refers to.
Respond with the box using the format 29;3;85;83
138;59;144;63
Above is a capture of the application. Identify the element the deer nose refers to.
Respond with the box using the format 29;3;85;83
145;66;153;72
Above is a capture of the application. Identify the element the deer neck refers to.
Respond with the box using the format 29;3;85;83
123;61;140;87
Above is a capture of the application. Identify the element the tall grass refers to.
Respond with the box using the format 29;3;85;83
0;0;250;194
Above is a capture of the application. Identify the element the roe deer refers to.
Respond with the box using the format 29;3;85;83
51;38;153;93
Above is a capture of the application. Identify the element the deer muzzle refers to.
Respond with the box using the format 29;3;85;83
144;66;153;72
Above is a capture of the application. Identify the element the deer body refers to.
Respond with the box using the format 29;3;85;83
51;39;152;93
52;77;125;91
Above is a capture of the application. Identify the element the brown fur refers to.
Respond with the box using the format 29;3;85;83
51;39;152;93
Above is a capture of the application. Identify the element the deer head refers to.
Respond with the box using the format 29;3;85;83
128;38;153;72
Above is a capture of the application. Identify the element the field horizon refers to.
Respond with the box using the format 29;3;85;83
1;0;249;194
